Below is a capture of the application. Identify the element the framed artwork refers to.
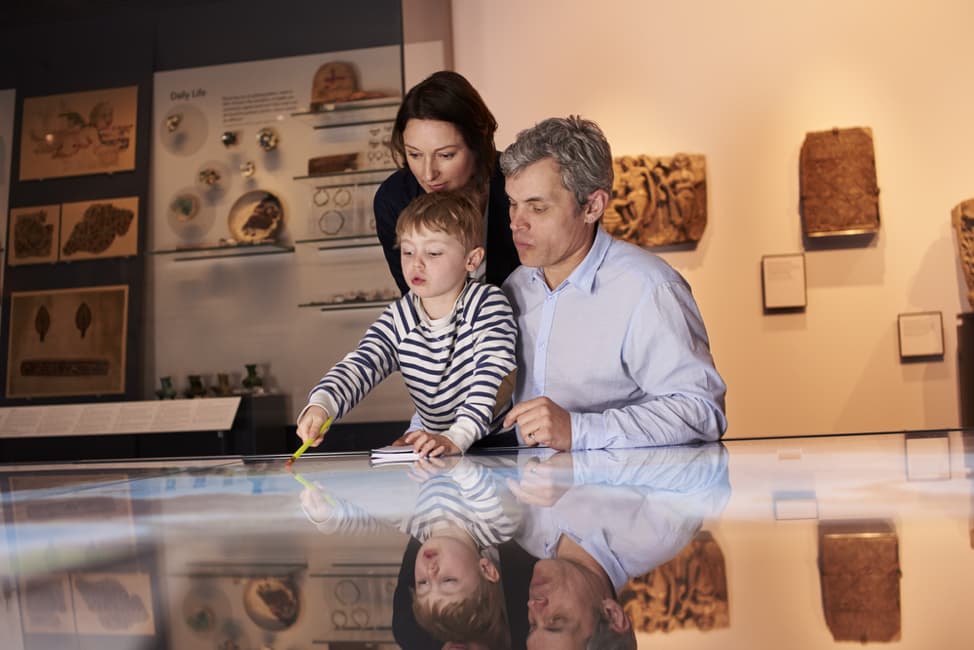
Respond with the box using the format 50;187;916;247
761;253;807;311
7;205;61;266
6;285;128;398
19;85;137;181
59;196;139;261
897;311;944;360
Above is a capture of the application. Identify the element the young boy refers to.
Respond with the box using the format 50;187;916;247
295;190;518;456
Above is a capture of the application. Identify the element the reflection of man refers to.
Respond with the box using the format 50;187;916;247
510;444;730;648
500;116;727;451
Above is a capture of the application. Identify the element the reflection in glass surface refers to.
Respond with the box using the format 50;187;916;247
0;431;972;648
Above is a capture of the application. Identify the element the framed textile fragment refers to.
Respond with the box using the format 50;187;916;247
19;86;137;181
7;205;60;266
800;127;880;237
6;285;128;398
604;153;708;247
59;196;139;262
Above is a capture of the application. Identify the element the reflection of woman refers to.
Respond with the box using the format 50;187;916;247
375;71;519;295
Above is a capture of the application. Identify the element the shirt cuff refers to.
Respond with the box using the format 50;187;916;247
297;392;338;425
445;418;480;452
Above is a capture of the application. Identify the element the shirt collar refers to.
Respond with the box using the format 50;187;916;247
530;226;612;295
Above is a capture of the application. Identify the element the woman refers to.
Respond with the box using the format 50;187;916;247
375;71;519;295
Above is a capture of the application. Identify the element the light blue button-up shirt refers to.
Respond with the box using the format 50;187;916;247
502;226;727;449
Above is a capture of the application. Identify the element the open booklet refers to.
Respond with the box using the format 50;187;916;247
369;444;422;466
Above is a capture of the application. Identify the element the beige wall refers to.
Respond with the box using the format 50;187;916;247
451;0;973;437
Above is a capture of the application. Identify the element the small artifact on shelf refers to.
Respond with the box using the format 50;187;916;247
166;113;182;132
952;198;974;310
309;61;389;111
325;287;399;305
185;374;207;399
307;153;359;176
256;127;279;152
240;161;256;177
210;372;233;397
170;194;200;222
227;190;284;243
198;167;222;188
240;363;265;395
221;130;238;147
155;376;177;400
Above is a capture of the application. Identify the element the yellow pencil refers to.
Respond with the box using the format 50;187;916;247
286;417;332;469
291;472;337;506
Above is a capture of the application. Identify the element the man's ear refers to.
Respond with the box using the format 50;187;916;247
600;598;632;633
583;189;610;224
479;557;501;583
466;246;486;272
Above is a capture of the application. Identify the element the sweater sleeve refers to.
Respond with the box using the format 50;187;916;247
305;303;402;420
444;286;518;450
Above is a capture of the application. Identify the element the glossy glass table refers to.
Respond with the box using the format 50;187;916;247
1;429;971;649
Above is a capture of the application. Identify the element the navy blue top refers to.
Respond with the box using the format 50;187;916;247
373;157;521;295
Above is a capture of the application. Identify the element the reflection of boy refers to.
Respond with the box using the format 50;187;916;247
300;458;519;648
296;191;517;457
408;460;517;649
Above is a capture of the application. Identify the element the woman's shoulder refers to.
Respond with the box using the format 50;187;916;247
375;167;421;207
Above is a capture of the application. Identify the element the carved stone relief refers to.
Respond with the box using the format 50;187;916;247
952;198;974;310
603;152;707;247
800;127;880;237
619;531;728;633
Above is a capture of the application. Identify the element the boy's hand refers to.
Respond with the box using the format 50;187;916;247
403;430;461;458
299;484;334;521
296;405;329;447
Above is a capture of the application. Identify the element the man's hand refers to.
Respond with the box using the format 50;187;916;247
503;396;573;451
506;453;574;507
403;430;461;457
296;405;330;447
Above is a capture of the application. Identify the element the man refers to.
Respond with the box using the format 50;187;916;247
500;116;727;450
513;444;731;649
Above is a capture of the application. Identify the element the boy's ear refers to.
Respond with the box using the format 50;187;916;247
465;246;486;272
478;557;501;583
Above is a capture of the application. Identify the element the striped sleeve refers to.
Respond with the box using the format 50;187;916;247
443;284;518;449
306;300;407;419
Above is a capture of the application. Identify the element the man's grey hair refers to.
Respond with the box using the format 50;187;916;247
500;115;614;206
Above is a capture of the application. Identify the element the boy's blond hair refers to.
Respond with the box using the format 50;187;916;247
395;190;485;253
412;577;510;650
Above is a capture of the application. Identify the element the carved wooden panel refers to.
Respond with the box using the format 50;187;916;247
619;531;728;633
604;153;707;247
800;127;880;237
952;198;974;310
